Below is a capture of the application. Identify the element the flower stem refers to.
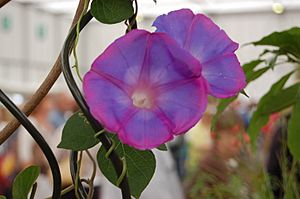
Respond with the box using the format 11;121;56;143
72;0;89;81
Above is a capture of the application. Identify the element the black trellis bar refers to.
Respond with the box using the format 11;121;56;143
0;89;62;199
61;10;131;199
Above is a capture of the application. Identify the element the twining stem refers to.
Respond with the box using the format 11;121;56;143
105;139;116;159
94;129;106;138
75;151;83;199
116;158;127;187
85;150;97;199
46;184;75;199
126;0;138;32
72;0;90;81
0;0;87;145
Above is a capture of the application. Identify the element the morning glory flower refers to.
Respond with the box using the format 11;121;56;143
83;30;207;150
153;9;246;98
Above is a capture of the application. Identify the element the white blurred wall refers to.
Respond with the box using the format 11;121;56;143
0;2;299;100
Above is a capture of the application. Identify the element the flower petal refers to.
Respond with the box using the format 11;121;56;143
91;30;149;86
156;77;207;134
153;9;238;63
147;33;202;86
153;9;194;48
202;54;246;98
153;9;246;98
83;29;207;149
118;109;173;150
83;71;133;133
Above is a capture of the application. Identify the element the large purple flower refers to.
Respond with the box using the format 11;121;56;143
153;9;246;98
83;30;207;150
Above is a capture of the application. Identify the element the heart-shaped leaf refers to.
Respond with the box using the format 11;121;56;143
12;166;40;199
97;135;156;198
58;111;100;151
91;0;134;24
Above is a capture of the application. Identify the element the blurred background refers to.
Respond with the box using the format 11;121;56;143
1;0;300;198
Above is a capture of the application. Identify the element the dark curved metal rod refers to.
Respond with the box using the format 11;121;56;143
61;10;131;199
0;89;62;199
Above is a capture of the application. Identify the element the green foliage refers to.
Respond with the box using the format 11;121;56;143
288;90;300;161
97;135;156;198
0;196;7;199
156;144;168;151
91;0;134;24
58;112;100;151
213;27;300;156
248;72;295;146
212;96;237;130
187;159;275;199
12;166;40;199
253;27;300;61
260;83;299;114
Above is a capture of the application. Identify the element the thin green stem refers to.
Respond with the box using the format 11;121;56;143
85;150;97;199
75;151;83;199
61;11;131;198
105;139;116;159
94;129;106;139
45;184;75;199
116;158;127;187
72;0;89;81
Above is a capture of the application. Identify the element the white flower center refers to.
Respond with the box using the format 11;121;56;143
132;91;152;109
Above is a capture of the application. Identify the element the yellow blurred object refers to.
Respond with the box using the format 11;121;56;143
186;114;212;169
272;2;285;14
0;153;16;177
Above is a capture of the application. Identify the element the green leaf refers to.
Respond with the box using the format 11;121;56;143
211;96;237;131
240;89;249;98
288;88;300;161
91;0;134;24
253;27;300;60
97;135;156;198
260;83;300;114
211;59;267;130
243;59;263;72
0;196;7;199
248;72;295;146
243;59;269;83
246;66;269;82
12;166;40;199
58;111;100;151
156;144;168;151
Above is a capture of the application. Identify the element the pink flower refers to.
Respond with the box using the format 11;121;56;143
83;9;246;149
153;9;246;98
83;30;207;149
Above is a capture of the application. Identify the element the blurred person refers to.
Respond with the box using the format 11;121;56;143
185;109;250;199
168;135;188;180
17;96;55;198
0;107;18;197
101;149;185;199
267;114;300;199
186;107;214;170
49;92;78;130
